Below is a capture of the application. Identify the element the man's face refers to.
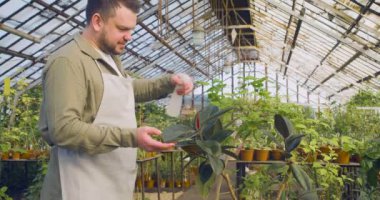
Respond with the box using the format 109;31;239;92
98;6;137;55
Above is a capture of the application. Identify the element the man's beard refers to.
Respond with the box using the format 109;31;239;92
98;30;120;55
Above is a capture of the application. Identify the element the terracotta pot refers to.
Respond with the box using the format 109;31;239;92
136;178;143;189
239;149;254;161
297;148;316;162
175;180;182;188
184;179;191;188
255;149;269;161
168;180;175;188
305;152;317;163
317;146;331;160
12;152;21;160
146;180;155;189
337;150;350;164
1;152;10;160
21;150;35;160
270;149;284;160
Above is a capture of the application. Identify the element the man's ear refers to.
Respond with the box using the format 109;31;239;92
91;13;103;32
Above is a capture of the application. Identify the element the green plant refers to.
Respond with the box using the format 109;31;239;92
0;186;12;200
358;138;380;199
24;162;48;200
273;114;318;200
162;105;237;198
241;166;279;200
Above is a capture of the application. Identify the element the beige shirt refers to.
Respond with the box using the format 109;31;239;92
39;33;174;199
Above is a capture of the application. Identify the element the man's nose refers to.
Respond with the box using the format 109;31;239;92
124;32;132;41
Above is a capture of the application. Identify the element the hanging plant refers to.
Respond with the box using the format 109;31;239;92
162;105;237;198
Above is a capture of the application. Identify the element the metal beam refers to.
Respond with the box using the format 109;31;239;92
0;46;38;62
161;15;219;74
137;21;209;78
306;0;380;39
266;0;380;64
0;23;41;43
284;7;305;76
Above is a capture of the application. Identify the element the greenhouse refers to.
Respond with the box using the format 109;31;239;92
0;0;379;199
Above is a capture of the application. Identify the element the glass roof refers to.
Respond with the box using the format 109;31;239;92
0;0;379;106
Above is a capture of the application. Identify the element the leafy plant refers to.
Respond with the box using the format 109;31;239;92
162;105;236;198
241;166;279;199
24;162;48;200
358;138;380;199
0;186;12;200
274;114;318;200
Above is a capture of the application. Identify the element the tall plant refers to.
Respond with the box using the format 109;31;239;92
162;105;237;198
274;114;318;200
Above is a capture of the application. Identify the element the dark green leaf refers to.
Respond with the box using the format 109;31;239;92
196;140;222;156
367;167;379;187
181;144;203;156
290;164;310;190
175;140;195;147
162;124;196;142
199;162;213;184
209;129;234;142
298;164;313;190
274;114;293;139
197;106;233;130
280;190;286;200
208;155;224;175
299;190;319;200
285;134;304;153
198;106;219;127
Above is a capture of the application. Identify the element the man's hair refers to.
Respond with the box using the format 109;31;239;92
85;0;141;25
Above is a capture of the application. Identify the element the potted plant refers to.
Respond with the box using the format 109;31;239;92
240;138;255;161
162;105;238;199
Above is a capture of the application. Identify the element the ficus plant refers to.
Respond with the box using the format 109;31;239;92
162;105;237;198
274;114;319;200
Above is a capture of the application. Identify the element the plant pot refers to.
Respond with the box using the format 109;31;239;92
239;149;254;161
160;179;167;188
1;152;9;160
175;180;182;188
12;152;21;160
297;148;316;162
337;150;350;164
184;179;191;188
21;150;35;160
317;146;332;160
270;149;284;160
168;180;175;188
136;178;143;189
255;149;269;161
146;180;155;189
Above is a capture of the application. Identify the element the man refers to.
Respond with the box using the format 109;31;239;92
39;0;193;199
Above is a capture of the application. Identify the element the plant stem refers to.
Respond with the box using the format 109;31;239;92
276;167;292;200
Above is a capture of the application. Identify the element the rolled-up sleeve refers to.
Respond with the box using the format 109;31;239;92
132;75;175;102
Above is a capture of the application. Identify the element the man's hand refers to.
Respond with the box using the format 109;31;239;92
171;74;193;95
136;126;175;151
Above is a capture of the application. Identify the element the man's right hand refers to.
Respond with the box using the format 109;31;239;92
136;126;175;152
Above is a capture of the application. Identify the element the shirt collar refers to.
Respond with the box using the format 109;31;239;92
73;32;123;70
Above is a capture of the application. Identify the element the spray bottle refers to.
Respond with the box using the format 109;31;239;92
166;73;192;117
